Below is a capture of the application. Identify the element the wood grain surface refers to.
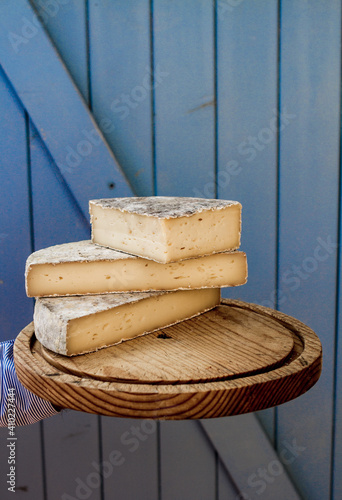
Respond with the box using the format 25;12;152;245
14;299;322;420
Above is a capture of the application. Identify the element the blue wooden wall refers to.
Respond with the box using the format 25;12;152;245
0;1;341;499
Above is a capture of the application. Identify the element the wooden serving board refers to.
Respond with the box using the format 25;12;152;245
14;300;322;420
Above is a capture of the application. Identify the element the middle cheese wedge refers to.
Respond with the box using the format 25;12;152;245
25;240;247;297
34;288;221;356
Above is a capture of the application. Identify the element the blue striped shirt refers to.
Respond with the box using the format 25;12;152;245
0;340;60;427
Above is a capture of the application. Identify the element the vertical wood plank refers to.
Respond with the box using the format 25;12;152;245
216;0;279;312
0;67;45;500
101;417;158;500
153;0;215;196
160;421;216;500
89;0;153;196
215;0;279;442
153;3;217;497
278;2;341;499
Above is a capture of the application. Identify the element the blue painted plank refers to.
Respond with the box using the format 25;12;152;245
153;0;215;196
0;67;32;341
0;0;134;222
277;2;341;499
30;0;89;101
89;0;154;196
101;417;159;500
215;0;278;442
160;421;216;500
216;0;278;305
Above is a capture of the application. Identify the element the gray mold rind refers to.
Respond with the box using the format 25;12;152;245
89;196;241;219
34;298;69;355
35;291;162;321
26;240;133;268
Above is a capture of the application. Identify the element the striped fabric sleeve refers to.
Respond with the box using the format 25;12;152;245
0;340;60;427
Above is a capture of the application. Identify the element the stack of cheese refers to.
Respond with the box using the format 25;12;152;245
25;197;247;356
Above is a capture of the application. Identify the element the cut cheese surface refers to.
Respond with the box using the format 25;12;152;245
34;288;221;356
90;197;241;263
25;240;247;297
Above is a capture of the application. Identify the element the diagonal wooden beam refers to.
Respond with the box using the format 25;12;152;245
0;0;134;220
200;414;303;500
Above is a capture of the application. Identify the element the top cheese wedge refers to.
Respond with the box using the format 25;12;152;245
90;197;242;263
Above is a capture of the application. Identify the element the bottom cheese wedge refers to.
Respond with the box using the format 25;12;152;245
34;288;220;356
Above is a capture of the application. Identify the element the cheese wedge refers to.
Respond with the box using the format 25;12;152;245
25;240;247;297
90;197;241;263
34;288;220;356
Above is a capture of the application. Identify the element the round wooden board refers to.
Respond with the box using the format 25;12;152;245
14;300;322;420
